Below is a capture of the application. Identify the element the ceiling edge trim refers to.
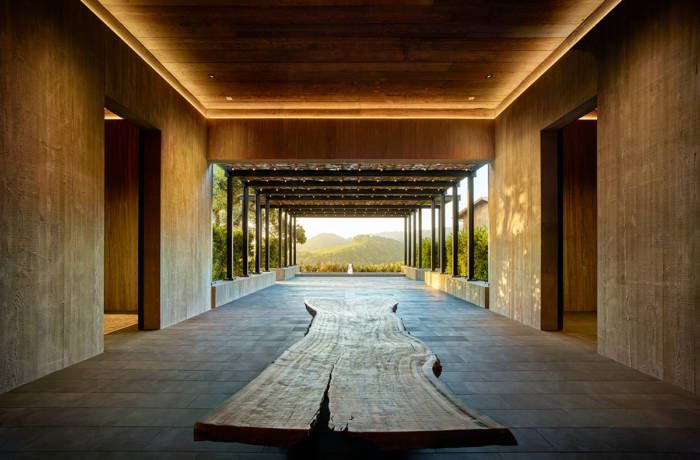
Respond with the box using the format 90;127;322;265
81;0;207;118
494;0;621;118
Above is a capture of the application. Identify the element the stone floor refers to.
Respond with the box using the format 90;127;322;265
561;312;597;350
1;277;698;459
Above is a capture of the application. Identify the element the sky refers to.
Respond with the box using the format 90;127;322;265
298;165;489;238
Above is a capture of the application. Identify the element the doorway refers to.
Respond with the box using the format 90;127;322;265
560;111;597;346
104;106;161;333
540;98;597;346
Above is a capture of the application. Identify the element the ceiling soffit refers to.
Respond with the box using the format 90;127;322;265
87;0;620;119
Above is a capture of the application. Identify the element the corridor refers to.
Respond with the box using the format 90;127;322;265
1;277;698;458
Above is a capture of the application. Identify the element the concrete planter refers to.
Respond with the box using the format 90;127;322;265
423;271;489;309
211;272;276;308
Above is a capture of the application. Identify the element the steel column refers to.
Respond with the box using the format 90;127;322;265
292;216;297;265
439;192;446;273
412;210;418;267
254;190;261;274
241;183;249;277
287;214;293;266
403;216;408;265
452;183;459;277
265;196;270;271
417;208;423;268
467;173;475;280
278;208;283;268
409;210;413;267
281;210;287;267
225;172;234;280
430;198;436;271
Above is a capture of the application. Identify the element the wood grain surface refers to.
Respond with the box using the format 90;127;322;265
194;297;515;449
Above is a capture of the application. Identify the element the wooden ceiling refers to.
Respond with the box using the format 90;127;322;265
94;0;614;118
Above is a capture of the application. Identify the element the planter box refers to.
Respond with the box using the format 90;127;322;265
423;271;489;309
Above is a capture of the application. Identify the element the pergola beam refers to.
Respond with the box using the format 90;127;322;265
230;169;469;179
247;180;455;189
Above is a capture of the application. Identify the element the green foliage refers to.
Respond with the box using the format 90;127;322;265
295;224;307;245
300;262;401;273
211;165;305;281
298;234;403;266
442;227;489;280
413;227;489;280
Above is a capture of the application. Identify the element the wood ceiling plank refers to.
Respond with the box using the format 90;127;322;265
141;37;561;52
206;108;495;118
96;0;608;117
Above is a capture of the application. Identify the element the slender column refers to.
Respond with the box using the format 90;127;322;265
452;183;459;277
439;192;446;273
412;210;418;267
278;208;283;268
430;198;436;271
282;210;287;266
467;173;476;280
287;213;293;266
404;216;408;265
225;172;234;279
241;183;249;276
254;190;262;274
409;211;413;267
292;216;297;265
264;196;270;271
417;208;423;268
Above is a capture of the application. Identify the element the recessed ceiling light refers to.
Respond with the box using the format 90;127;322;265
485;73;494;79
225;96;233;101
208;73;216;79
468;96;476;101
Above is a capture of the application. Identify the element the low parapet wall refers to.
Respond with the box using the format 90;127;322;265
211;272;276;308
423;271;489;309
402;266;430;281
275;265;300;281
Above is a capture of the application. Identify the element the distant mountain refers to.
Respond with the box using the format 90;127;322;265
298;235;403;265
371;231;404;242
298;232;349;252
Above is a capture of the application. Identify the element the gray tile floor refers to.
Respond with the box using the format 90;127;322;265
1;277;699;459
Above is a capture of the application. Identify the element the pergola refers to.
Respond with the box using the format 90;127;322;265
222;162;483;278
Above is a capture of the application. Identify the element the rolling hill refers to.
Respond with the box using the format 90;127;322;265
298;232;349;252
298;234;403;265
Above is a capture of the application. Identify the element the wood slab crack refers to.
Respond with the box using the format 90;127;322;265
194;297;516;450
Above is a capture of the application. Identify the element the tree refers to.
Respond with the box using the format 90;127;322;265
211;165;305;281
418;227;488;281
295;224;307;245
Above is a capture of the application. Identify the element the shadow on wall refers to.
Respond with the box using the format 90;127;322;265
493;176;539;327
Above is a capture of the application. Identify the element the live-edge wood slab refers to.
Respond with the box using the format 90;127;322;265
194;297;516;450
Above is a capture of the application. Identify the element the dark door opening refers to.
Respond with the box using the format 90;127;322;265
104;106;161;333
540;98;597;348
104;110;141;334
558;112;598;346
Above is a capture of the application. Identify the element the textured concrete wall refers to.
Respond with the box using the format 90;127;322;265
0;1;106;392
595;1;699;393
104;31;210;329
490;1;699;392
0;0;210;392
490;49;597;329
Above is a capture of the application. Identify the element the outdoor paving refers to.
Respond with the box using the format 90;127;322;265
1;276;699;459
